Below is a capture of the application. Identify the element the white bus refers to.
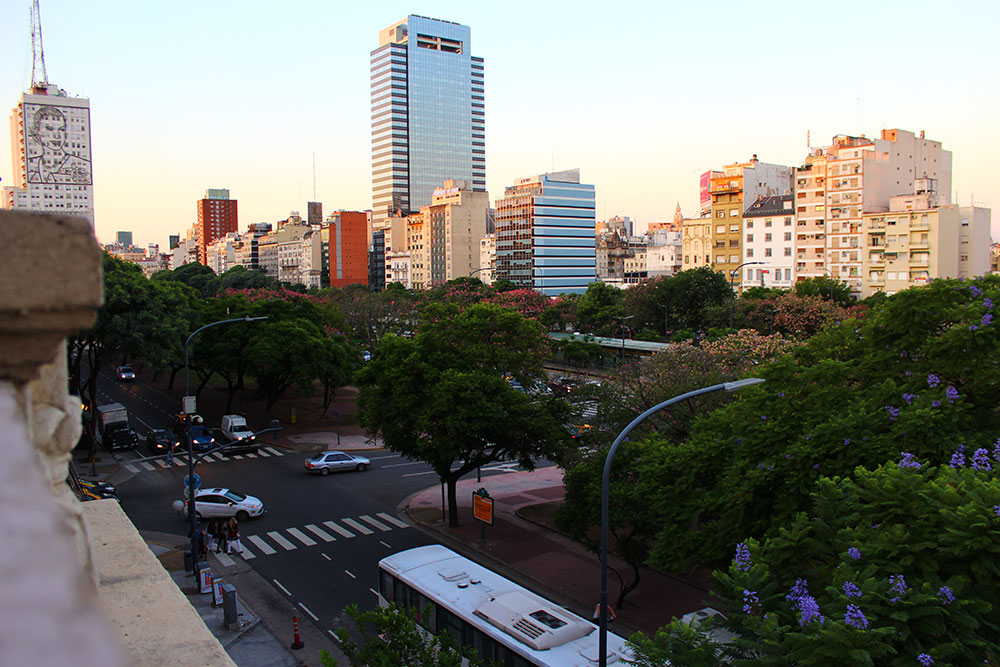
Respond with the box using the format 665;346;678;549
377;545;632;666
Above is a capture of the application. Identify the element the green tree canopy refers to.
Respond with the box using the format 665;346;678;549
151;261;219;297
355;302;573;526
574;282;625;337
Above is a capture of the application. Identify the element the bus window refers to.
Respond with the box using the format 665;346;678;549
379;570;394;603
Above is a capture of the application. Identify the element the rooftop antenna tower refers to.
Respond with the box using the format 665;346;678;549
312;152;316;200
30;0;50;93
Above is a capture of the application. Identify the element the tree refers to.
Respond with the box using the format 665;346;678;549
246;319;328;414
316;336;354;416
151;261;218;297
625;617;749;666
356;303;573;527
623;268;731;335
794;276;853;307
321;604;493;667
732;292;850;339
709;460;1000;665
574;282;625;336
216;265;273;291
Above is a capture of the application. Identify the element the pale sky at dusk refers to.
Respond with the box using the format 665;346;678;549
2;0;998;249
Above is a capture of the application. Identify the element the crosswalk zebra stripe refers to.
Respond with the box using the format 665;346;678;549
264;447;284;456
359;515;391;532
287;527;317;546
215;552;236;567
173;457;186;467
154;459;167;468
322;521;356;538
123;464;139;473
140;461;156;471
240;545;255;559
231;455;244;460
304;524;336;542
376;512;410;528
247;535;276;555
267;531;297;550
246;453;258;458
256;450;272;457
341;518;374;535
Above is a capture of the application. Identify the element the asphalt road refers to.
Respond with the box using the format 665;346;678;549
96;371;534;638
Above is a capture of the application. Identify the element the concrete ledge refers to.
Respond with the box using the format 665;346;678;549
84;500;236;666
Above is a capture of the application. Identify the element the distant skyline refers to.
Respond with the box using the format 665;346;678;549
2;0;998;249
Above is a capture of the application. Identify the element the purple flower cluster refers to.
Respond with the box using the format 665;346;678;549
970;285;983;297
844;438;851;446
969;324;979;331
938;586;955;605
946;386;960;403
848;547;861;561
983;313;994;327
902;393;916;405
972;448;992;471
918;653;934;666
950;445;966;469
899;452;922;469
886;405;900;421
888;574;908;603
734;542;751;572
786;579;824;626
984;298;993;310
760;415;768;421
927;373;940;388
844;603;869;630
994;505;1000;518
742;589;759;614
843;581;862;598
932;399;941;407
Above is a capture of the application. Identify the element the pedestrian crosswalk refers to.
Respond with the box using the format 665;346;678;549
212;512;412;564
121;446;286;473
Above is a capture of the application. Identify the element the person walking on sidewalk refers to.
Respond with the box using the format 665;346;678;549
204;519;216;553
226;517;243;555
214;518;228;554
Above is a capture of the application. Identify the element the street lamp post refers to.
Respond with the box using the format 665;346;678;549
613;315;633;366
729;261;764;332
598;378;765;667
182;316;267;568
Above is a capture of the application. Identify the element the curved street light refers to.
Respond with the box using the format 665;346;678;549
598;377;766;667
183;315;267;568
729;261;764;332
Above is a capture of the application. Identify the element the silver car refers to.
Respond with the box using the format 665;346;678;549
304;450;371;475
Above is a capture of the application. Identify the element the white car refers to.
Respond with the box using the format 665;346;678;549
177;488;264;521
304;451;371;475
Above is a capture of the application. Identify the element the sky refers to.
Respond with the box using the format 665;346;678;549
2;0;999;249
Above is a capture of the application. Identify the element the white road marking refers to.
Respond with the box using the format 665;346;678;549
172;457;185;467
245;453;258;458
328;630;340;643
231;455;244;460
299;603;319;621
323;521;355;538
359;515;391;532
264;447;283;456
369;587;379;597
134;416;153;431
215;552;236;567
380;541;391;548
376;512;409;528
256;449;272;457
305;524;336;542
341;518;374;535
381;461;423;469
344;570;356;579
240;545;256;559
287;527;317;546
402;470;438;478
322;553;331;561
140;461;156;471
267;531;297;550
272;579;292;596
154;459;167;468
123;464;139;473
247;535;276;555
368;453;402;460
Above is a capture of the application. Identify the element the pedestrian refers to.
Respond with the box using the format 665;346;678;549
198;522;208;561
165;448;173;465
227;517;243;555
214;518;227;554
204;519;216;553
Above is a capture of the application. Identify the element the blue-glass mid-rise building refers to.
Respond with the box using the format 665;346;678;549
495;169;596;296
370;15;485;227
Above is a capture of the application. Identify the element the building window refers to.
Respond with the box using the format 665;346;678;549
784;247;792;256
730;209;739;217
747;248;754;258
785;268;791;280
784;232;792;241
746;234;754;243
785;217;792;226
765;219;772;227
729;254;739;263
717;211;725;218
764;233;772;242
765;248;772;257
716;255;726;263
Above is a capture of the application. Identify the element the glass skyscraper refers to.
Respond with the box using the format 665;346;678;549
495;169;596;296
370;15;485;226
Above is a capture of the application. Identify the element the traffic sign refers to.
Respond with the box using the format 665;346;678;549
472;488;494;525
184;473;202;491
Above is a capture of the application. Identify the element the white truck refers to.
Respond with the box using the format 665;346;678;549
221;415;255;444
96;402;139;450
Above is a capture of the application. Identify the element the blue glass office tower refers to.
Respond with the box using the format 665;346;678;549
495;169;596;296
371;15;485;226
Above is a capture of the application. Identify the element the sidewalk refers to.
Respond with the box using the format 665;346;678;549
404;467;716;638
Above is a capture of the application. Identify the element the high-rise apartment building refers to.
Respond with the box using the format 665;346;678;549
328;211;369;288
495;169;596;296
196;189;238;265
420;179;489;283
743;195;796;288
794;129;952;294
370;15;485;226
5;85;94;226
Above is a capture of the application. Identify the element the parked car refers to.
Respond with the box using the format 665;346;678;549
177;488;264;521
116;365;135;382
304;451;371;475
188;425;215;451
66;474;119;502
361;350;372;362
146;429;181;454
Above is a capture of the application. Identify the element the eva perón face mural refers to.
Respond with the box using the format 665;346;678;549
24;103;92;186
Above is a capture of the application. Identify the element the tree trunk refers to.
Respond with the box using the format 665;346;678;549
167;364;181;391
615;559;642;609
445;474;460;528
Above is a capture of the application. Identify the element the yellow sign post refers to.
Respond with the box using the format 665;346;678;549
472;488;493;543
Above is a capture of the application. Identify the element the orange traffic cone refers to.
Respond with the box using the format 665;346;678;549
290;615;304;650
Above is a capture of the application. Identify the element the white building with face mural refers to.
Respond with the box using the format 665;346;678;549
5;85;94;227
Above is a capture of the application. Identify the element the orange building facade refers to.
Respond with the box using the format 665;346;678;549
328;210;369;287
196;189;238;265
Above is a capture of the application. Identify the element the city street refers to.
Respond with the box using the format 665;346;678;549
96;371;543;638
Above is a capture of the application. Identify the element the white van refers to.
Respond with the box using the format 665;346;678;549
221;415;255;443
